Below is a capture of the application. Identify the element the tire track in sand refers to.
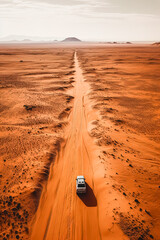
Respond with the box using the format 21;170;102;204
31;51;101;240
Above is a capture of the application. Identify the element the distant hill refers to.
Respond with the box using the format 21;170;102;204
22;39;32;43
62;37;81;42
0;35;58;43
153;42;160;46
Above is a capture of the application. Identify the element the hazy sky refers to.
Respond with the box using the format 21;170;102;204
0;0;160;41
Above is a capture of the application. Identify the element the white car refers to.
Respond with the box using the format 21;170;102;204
76;176;86;194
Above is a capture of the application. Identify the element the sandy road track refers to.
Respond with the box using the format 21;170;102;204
31;52;102;240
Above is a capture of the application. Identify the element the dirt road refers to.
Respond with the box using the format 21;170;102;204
31;52;102;240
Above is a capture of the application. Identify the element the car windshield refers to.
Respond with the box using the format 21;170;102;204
78;184;85;187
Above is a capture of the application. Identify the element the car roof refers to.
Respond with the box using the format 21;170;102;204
77;175;85;179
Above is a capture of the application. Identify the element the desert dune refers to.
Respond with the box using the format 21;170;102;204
0;44;160;240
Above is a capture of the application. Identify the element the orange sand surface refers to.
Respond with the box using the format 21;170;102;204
0;44;160;240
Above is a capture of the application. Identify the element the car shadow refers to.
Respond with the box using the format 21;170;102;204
77;183;97;207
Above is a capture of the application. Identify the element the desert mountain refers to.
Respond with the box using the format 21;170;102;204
62;37;81;42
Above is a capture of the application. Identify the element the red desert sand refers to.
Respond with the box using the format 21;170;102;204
0;44;160;240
